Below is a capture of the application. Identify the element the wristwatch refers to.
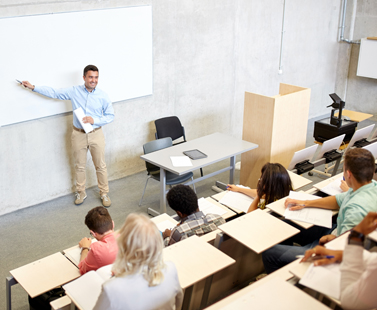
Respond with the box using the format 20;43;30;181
348;229;365;246
81;247;91;253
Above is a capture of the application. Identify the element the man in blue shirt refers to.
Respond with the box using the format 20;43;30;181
22;65;114;207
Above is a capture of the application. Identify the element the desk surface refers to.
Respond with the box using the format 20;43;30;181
288;171;312;190
163;235;235;289
218;209;300;254
150;212;178;226
207;275;330;310
141;132;258;175
313;173;343;191
10;252;80;298
204;197;236;220
334;109;373;123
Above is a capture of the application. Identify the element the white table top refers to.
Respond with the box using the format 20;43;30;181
204;197;237;220
141;132;258;175
288;171;312;190
313;173;343;191
10;252;80;298
218;209;300;254
207;275;330;310
163;235;235;289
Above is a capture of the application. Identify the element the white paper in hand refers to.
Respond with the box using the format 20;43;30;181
74;107;94;133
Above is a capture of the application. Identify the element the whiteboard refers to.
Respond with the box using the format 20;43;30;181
357;38;377;79
0;6;152;126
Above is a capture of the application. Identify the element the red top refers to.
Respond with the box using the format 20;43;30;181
78;232;118;275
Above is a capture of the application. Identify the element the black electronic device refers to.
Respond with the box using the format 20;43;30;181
353;138;371;148
323;149;342;163
294;160;314;175
328;93;345;127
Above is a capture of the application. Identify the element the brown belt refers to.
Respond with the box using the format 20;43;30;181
73;126;101;134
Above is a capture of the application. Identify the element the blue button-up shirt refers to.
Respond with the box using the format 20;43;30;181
33;85;114;129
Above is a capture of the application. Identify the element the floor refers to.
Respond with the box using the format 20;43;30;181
1;114;376;310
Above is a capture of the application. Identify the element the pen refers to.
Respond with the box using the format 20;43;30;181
16;79;22;84
296;255;335;261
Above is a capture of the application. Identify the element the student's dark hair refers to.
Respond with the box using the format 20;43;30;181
85;206;113;234
83;65;99;76
257;163;292;205
344;148;375;183
167;185;198;216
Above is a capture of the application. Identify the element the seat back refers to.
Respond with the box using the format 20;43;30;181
155;116;186;143
143;137;173;174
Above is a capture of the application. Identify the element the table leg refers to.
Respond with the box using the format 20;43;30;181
181;285;193;310
229;156;236;184
160;168;167;214
6;276;17;310
331;157;342;176
200;275;214;308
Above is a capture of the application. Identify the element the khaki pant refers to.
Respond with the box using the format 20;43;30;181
71;127;109;195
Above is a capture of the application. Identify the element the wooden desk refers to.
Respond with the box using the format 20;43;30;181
206;275;330;310
203;197;236;220
140;132;258;215
216;209;300;254
163;235;235;309
211;191;244;214
313;172;343;193
288;171;312;190
150;212;178;227
7;252;80;310
334;109;373;123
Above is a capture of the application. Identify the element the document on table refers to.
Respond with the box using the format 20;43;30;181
156;220;177;232
299;263;341;300
198;197;227;216
284;191;332;228
73;107;94;133
63;264;112;310
170;156;193;167
64;239;98;267
219;186;254;213
319;176;343;196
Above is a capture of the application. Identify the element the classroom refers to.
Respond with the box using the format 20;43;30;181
1;0;377;309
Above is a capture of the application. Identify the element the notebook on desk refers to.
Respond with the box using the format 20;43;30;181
183;149;207;160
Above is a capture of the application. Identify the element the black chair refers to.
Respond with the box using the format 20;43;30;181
155;116;203;176
139;137;196;206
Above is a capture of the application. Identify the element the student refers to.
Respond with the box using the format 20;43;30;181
227;162;292;212
163;185;225;246
262;148;377;273
93;213;183;310
301;212;377;310
78;207;118;275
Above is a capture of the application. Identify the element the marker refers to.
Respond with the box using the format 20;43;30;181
297;255;335;262
16;79;22;84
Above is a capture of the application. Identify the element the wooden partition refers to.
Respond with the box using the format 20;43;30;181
240;83;311;188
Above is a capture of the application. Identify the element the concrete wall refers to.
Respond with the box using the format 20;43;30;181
344;0;377;114
1;0;374;215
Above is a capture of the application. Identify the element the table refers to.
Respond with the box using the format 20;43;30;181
163;235;235;309
288;171;312;189
140;132;258;215
6;252;80;310
334;109;373;123
202;197;237;220
313;172;343;193
216;209;300;254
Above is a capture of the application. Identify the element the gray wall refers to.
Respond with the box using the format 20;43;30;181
1;0;376;215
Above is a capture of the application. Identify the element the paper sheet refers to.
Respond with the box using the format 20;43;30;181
284;191;332;228
64;239;98;266
170;156;193;167
299;263;341;300
219;187;254;213
198;197;227;216
73;107;94;133
156;219;177;232
319;176;344;196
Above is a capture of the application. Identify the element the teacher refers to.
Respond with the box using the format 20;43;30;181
22;65;114;207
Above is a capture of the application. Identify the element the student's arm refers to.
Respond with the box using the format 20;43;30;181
247;195;259;213
284;195;339;211
227;184;257;198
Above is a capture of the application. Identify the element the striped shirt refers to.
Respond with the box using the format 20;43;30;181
164;211;225;246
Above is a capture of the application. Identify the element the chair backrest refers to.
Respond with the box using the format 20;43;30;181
155;116;186;143
143;137;173;174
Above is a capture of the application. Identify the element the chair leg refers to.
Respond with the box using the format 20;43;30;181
191;177;196;193
139;176;151;206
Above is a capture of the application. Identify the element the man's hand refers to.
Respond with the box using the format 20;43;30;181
319;234;336;245
353;212;377;235
163;229;172;239
79;237;91;248
21;81;35;90
227;184;239;192
301;245;343;266
284;198;306;211
340;180;349;192
82;116;94;125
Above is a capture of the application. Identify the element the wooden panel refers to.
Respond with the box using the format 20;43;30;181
270;87;311;167
279;83;307;96
240;92;275;187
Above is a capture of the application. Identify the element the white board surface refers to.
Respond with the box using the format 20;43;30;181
357;38;377;79
0;6;152;126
